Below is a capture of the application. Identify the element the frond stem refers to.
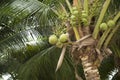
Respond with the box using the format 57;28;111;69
92;0;111;39
104;25;120;48
66;0;72;13
103;12;120;48
97;12;120;49
84;0;88;15
73;27;80;40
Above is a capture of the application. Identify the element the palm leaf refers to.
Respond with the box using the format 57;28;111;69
0;0;60;31
0;29;50;79
0;0;39;26
17;47;76;80
0;0;58;76
0;0;119;80
0;27;15;41
0;29;49;63
99;54;115;80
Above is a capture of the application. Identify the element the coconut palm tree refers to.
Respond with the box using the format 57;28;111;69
0;0;120;80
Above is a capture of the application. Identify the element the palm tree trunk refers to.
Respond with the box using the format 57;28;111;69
72;0;101;79
80;55;100;80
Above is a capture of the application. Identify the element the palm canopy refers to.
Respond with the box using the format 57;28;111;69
0;0;120;80
0;0;76;80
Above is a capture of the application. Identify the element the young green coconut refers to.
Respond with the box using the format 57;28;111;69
100;23;108;31
49;35;58;45
59;33;68;43
107;20;115;28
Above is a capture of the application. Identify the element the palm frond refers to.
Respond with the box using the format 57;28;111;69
0;29;49;64
99;54;115;80
17;47;76;80
0;0;59;31
0;29;51;78
0;0;119;80
0;27;15;41
0;0;58;76
0;0;39;26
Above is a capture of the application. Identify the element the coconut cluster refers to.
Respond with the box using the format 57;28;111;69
48;33;68;48
100;20;115;31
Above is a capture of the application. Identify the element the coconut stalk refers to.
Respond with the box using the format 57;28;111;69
97;12;120;49
66;0;81;40
104;24;120;48
83;0;90;35
83;0;88;15
92;0;111;39
103;12;120;48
